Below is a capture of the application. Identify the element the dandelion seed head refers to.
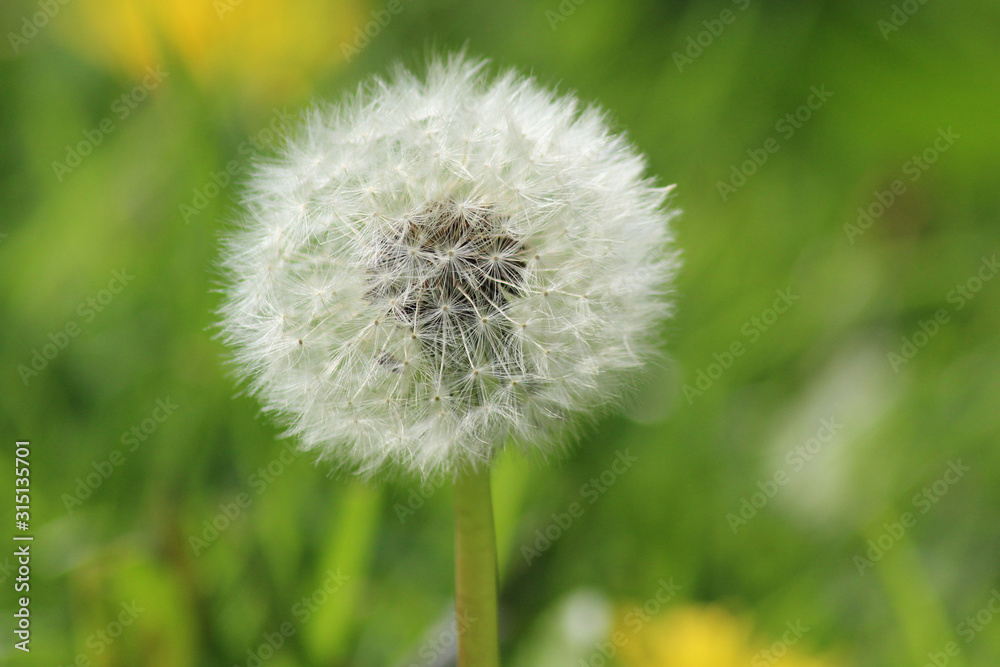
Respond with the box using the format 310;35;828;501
219;54;681;479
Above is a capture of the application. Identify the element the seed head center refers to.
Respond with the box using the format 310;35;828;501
366;201;528;374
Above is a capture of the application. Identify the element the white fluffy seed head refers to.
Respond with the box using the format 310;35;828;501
218;54;681;480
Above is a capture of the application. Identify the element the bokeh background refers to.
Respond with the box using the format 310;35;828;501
2;0;999;665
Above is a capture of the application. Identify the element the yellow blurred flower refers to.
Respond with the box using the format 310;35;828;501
613;604;842;667
54;0;365;103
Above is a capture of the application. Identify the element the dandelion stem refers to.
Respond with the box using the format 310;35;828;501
453;466;500;667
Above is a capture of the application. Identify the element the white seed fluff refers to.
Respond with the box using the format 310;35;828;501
219;55;681;478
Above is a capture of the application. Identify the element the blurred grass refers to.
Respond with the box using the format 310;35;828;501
2;0;1000;665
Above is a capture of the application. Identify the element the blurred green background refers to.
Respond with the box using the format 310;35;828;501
2;0;999;665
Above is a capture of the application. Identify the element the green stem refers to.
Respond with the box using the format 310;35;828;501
453;466;500;667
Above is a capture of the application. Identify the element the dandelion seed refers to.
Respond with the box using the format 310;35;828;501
218;54;681;480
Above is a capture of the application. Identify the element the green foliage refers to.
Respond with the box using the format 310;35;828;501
2;0;999;665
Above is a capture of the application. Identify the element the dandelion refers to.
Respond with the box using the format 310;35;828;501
615;604;842;667
218;54;680;666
